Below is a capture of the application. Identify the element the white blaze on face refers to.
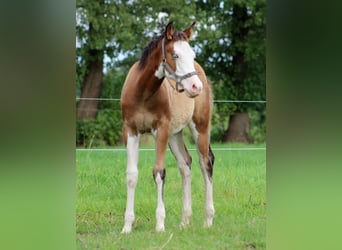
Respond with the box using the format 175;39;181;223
173;41;203;97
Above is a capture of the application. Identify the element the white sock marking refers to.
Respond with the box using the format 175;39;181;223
121;134;140;234
155;173;165;232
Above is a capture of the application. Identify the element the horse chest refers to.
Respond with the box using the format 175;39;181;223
169;95;195;134
126;105;166;134
130;112;153;133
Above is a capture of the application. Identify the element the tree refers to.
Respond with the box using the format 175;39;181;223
76;0;142;119
195;0;266;143
224;3;253;143
77;0;104;119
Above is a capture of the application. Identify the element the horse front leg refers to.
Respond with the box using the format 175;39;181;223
121;131;140;234
152;123;169;232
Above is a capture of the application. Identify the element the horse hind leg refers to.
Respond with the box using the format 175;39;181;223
200;142;215;228
189;122;215;228
169;132;193;228
121;132;140;234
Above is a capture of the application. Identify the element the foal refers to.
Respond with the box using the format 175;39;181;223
120;21;214;233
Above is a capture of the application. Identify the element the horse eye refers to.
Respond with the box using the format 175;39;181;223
171;53;179;59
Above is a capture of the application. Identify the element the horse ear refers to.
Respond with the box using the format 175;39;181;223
165;21;174;40
183;22;196;40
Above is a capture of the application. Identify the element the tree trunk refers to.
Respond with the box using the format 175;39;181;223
224;112;252;144
222;4;252;143
77;49;103;120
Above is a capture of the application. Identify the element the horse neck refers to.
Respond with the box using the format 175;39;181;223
137;49;164;100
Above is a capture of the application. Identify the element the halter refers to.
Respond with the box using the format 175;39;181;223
161;37;198;93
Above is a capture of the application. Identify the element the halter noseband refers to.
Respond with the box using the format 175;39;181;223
161;37;198;93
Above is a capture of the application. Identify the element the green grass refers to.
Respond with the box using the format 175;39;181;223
76;143;266;249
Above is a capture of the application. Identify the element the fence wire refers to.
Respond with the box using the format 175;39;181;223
76;97;266;103
76;147;266;152
76;97;266;151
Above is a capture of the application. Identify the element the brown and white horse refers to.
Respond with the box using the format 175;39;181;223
120;21;215;233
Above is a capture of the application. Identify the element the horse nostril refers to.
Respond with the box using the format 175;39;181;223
192;83;202;93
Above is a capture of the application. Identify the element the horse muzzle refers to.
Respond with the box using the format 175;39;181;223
182;76;203;98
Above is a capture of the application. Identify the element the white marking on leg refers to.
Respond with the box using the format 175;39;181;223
179;163;192;228
121;134;140;234
155;172;165;232
169;134;192;228
199;156;215;228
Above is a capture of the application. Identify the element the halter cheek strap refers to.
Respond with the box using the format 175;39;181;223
161;38;198;93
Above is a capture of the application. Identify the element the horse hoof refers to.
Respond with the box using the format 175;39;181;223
179;220;190;229
203;218;213;228
121;226;132;234
156;224;165;232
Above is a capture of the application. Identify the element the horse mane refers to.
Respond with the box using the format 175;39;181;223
138;35;163;70
138;30;189;70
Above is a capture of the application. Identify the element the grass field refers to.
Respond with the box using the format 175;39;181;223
76;143;266;249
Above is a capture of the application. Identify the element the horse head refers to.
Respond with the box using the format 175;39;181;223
156;21;203;98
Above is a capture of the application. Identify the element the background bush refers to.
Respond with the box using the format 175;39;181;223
76;109;122;147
